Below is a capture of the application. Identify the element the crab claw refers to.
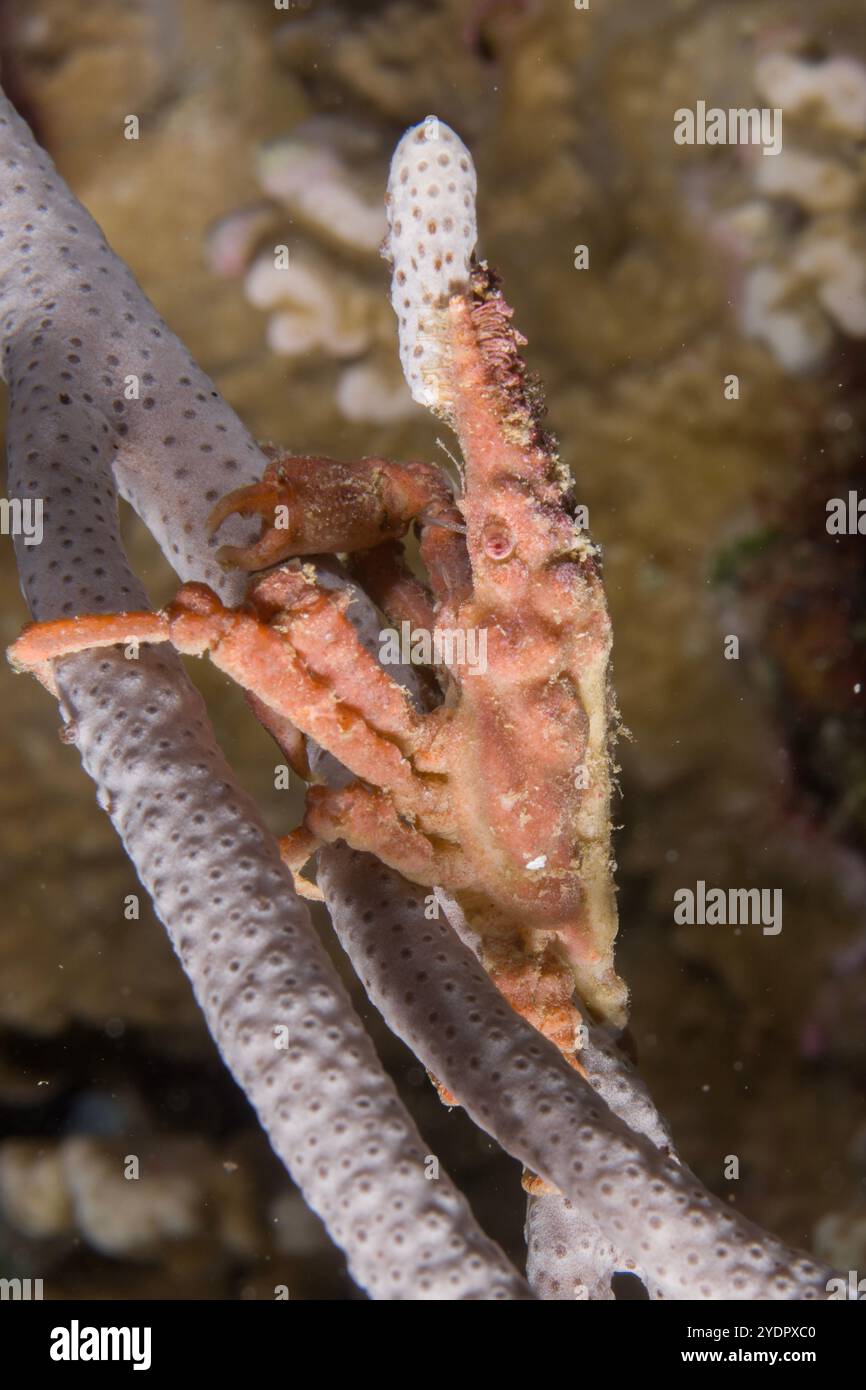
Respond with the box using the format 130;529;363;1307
207;479;285;534
207;476;298;571
207;454;462;574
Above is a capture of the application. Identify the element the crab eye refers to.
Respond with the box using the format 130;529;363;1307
483;520;514;561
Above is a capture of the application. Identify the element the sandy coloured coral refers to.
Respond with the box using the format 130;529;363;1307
0;1134;260;1259
206;118;415;425
718;50;866;370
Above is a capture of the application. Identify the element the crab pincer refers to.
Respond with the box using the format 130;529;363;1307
207;453;461;571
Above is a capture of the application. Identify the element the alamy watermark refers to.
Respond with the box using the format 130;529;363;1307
826;490;865;535
674;880;782;935
0;496;43;545
0;1276;43;1299
674;101;782;157
379;621;488;675
827;1270;866;1300
50;1320;151;1370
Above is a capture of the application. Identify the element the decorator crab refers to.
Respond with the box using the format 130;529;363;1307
9;134;626;1070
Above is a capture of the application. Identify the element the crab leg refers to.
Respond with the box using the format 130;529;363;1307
456;893;585;1062
246;567;432;756
8;611;169;696
349;540;439;634
346;543;446;709
9;583;448;828
482;932;584;1060
278;825;324;901
417;511;473;615
299;783;472;890
245;691;311;779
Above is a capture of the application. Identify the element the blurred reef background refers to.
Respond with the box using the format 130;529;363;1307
0;0;865;1298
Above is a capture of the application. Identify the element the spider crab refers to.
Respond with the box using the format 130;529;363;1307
9;263;626;1066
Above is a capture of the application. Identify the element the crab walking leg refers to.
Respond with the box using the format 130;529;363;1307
245;691;311;779
417;515;474;616
247;568;433;757
301;783;471;888
9;611;170;695
278;825;325;902
455;897;586;1060
10;583;448;823
349;541;440;636
346;541;469;713
297;780;584;1062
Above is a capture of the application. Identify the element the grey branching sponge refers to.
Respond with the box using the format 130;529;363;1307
0;87;526;1301
318;846;836;1300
